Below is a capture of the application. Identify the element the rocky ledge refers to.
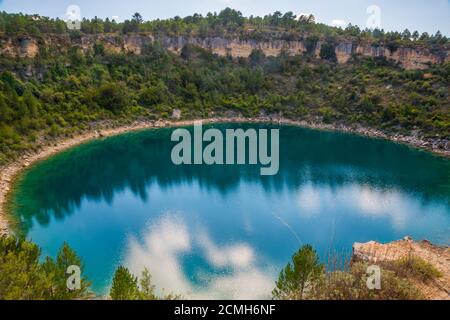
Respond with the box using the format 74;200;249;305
353;237;450;300
1;34;449;70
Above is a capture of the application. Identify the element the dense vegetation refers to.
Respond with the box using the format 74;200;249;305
0;236;90;299
1;8;448;46
0;8;447;300
109;266;179;300
0;235;176;300
0;10;450;164
1;235;441;300
272;244;442;300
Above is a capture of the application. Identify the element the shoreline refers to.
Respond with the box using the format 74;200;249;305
1;116;449;236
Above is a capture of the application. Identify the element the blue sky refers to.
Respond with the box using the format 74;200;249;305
1;0;449;35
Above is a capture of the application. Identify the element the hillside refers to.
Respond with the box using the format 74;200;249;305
0;9;449;166
2;33;449;70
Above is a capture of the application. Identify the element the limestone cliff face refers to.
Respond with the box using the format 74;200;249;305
354;44;444;70
1;34;448;70
0;37;39;58
162;36;308;57
353;237;450;300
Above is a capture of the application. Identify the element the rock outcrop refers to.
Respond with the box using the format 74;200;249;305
1;34;448;70
0;37;39;58
353;237;450;300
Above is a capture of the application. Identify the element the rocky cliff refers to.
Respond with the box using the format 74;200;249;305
1;34;448;70
353;237;450;300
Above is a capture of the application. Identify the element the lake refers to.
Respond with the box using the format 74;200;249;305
9;123;450;299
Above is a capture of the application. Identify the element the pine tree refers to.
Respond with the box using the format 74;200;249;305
110;266;139;300
138;267;157;300
0;236;90;300
273;245;324;299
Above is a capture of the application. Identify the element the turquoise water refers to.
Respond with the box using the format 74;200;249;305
10;123;450;299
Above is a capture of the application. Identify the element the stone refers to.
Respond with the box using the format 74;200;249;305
353;237;450;300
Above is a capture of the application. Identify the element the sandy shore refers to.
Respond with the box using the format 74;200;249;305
1;116;449;236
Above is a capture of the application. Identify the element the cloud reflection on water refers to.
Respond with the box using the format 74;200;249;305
296;183;449;231
124;214;276;299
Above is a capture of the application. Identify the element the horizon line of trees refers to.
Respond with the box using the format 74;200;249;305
0;8;447;45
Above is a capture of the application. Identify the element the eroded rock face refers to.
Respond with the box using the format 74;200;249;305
160;36;307;57
20;38;39;58
390;47;442;70
0;34;448;70
0;37;39;58
353;237;450;300
353;44;443;69
0;219;7;236
335;42;353;63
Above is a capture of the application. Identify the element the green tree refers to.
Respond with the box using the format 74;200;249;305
180;43;194;60
138;267;158;300
273;245;324;299
132;12;143;24
0;236;90;300
0;94;13;121
42;243;90;300
110;266;139;300
249;49;265;65
0;236;49;299
319;43;337;61
402;29;411;40
95;82;128;113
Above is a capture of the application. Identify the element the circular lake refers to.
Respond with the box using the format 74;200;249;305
9;123;450;299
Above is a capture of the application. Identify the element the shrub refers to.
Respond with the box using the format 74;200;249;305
273;246;429;300
319;43;337;61
392;255;443;282
95;82;129;113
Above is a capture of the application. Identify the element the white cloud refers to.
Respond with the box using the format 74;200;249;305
331;19;347;28
297;184;322;216
208;269;275;300
354;187;408;229
296;183;418;230
197;232;254;269
125;214;192;294
124;214;276;299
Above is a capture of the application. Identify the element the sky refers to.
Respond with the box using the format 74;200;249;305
0;0;449;35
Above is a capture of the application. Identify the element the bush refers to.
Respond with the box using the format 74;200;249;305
273;246;428;300
95;82;129;113
319;43;337;61
392;256;443;282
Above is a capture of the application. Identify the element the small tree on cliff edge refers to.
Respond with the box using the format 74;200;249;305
273;244;324;299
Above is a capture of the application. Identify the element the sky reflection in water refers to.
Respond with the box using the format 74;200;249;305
10;124;450;297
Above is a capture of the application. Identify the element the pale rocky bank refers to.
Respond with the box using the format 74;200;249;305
353;237;450;300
